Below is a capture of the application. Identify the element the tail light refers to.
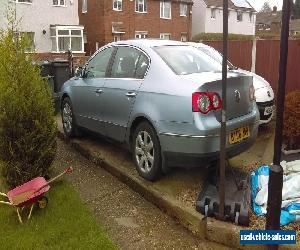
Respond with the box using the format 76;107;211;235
192;92;222;114
249;85;255;101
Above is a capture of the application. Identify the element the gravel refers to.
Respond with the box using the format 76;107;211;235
53;139;231;250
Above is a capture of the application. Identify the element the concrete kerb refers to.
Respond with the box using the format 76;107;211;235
57;131;298;250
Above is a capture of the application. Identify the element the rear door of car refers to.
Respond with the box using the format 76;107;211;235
98;45;150;142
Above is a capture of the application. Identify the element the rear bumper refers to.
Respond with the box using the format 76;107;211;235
162;134;256;168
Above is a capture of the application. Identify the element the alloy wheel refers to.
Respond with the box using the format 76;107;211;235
62;102;73;134
135;130;154;173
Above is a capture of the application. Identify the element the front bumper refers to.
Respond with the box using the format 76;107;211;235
257;100;274;124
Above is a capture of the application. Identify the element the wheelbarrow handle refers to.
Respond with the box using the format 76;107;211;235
34;167;73;195
0;192;8;197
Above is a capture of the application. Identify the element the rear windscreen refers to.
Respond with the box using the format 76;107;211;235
154;45;222;75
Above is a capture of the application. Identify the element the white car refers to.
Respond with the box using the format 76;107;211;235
188;42;275;125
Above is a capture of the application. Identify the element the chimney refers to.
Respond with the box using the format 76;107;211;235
273;6;277;12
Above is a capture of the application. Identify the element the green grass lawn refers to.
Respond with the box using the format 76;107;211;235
0;179;116;249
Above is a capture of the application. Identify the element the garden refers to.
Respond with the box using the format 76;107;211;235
0;12;115;249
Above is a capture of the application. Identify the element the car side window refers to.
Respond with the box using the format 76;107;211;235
135;53;149;79
85;47;114;78
111;47;142;79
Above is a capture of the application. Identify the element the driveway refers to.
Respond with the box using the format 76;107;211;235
54;140;231;249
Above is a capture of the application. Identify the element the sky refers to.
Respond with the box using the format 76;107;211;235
248;0;284;11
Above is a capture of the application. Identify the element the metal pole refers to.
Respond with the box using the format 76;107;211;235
266;1;291;249
219;0;228;219
273;1;291;166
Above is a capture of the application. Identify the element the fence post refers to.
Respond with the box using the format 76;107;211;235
251;38;257;73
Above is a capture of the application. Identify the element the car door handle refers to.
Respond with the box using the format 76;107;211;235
94;89;103;94
126;92;137;98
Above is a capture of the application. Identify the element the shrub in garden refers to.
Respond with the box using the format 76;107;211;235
191;33;254;42
283;91;300;150
0;14;57;187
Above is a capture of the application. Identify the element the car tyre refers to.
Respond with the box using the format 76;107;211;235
61;97;81;138
132;122;162;181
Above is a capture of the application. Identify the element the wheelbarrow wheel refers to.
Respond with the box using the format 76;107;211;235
38;196;48;209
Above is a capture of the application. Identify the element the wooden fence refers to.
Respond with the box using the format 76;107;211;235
203;39;300;94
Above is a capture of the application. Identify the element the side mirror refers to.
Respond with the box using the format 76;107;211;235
74;67;84;78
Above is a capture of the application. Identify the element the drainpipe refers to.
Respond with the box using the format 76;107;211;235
251;37;256;73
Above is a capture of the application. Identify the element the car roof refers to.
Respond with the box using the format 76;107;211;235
186;42;211;49
108;39;189;49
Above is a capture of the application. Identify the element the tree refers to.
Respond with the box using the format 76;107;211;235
0;8;57;187
260;2;272;13
292;0;300;19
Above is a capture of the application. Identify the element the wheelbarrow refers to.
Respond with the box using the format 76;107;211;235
0;167;73;223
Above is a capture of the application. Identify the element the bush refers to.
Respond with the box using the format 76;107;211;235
256;32;280;39
192;33;254;42
0;13;57;187
283;91;300;150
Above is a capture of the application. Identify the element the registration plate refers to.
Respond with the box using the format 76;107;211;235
229;126;250;145
264;106;274;116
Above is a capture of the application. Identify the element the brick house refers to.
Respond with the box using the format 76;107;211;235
0;0;85;60
79;0;193;55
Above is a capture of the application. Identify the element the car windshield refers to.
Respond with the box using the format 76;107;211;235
198;47;237;70
154;46;222;75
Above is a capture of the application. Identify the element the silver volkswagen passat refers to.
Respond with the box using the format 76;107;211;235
60;40;260;181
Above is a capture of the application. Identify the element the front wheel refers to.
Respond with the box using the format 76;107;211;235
61;97;80;138
132;122;162;181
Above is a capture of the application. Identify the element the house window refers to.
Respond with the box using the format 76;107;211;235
53;0;65;6
135;0;147;13
14;32;35;52
180;3;187;17
11;0;32;3
160;33;171;40
82;0;88;13
160;1;171;19
50;26;84;53
135;32;148;39
237;11;243;22
114;35;121;42
211;8;216;19
249;13;253;22
181;33;187;42
113;0;122;11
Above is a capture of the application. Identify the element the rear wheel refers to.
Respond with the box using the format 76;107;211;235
132;122;162;181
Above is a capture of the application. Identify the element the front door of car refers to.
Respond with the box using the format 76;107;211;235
71;46;115;134
99;46;150;142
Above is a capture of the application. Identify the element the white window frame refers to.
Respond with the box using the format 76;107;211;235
249;12;253;22
53;0;66;7
160;33;171;40
135;31;148;39
11;0;32;3
82;0;88;13
160;1;171;19
180;3;187;17
14;31;35;52
113;0;122;11
237;11;243;22
50;26;84;53
113;34;121;42
180;33;187;42
135;0;147;13
211;8;216;19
